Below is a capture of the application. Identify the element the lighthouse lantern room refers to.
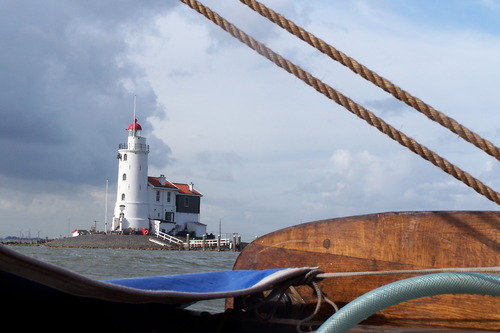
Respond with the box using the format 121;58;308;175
112;118;150;232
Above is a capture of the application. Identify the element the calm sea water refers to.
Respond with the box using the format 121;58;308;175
9;245;240;313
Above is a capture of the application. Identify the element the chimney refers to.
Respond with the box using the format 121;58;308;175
159;174;166;186
189;182;194;192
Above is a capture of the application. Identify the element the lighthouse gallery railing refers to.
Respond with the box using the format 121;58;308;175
118;143;149;151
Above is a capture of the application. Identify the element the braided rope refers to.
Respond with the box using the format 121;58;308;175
180;0;500;205
240;0;500;162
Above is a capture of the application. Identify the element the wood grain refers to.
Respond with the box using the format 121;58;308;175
232;211;500;330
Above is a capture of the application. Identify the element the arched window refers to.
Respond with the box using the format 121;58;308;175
122;173;127;181
123;154;128;161
121;193;126;201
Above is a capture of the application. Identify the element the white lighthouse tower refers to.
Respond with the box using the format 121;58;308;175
111;117;150;232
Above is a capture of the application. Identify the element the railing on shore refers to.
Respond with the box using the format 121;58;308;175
189;238;230;248
155;230;184;245
155;230;234;250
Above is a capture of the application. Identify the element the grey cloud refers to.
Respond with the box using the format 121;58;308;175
196;151;213;164
0;0;177;187
195;150;243;182
147;132;173;169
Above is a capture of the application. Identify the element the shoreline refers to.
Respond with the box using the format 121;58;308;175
48;234;173;250
4;234;243;251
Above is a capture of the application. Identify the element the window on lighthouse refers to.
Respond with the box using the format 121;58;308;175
121;193;126;201
123;154;127;161
122;174;127;181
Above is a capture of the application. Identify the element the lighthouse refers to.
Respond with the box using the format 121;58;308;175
111;118;150;232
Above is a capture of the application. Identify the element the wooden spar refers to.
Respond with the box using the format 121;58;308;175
231;211;500;331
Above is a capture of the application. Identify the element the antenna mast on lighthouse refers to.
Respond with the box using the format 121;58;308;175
133;95;137;122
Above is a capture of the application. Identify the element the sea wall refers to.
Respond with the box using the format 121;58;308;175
46;234;245;251
48;234;176;250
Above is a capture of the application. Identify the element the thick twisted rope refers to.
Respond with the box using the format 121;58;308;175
240;0;500;162
180;0;500;205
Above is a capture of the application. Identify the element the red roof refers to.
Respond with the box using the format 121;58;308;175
174;182;203;196
127;118;142;131
148;176;177;189
148;177;202;196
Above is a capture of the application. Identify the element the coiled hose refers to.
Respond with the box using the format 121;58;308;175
316;273;500;333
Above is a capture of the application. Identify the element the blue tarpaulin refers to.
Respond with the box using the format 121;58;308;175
105;268;295;294
0;244;313;304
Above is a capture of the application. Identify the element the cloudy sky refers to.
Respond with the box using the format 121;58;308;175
0;0;499;239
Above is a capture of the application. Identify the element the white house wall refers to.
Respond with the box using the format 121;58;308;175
176;212;200;226
148;186;176;221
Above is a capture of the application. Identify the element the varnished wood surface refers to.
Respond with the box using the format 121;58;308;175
233;211;500;331
347;325;499;332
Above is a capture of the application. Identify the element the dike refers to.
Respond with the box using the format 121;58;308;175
47;234;176;250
